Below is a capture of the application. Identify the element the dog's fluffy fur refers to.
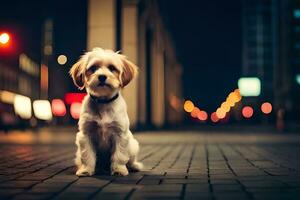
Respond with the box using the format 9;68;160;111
70;48;143;176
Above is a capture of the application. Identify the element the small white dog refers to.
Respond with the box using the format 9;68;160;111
70;47;143;176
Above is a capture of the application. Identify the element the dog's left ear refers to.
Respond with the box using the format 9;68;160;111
120;56;138;87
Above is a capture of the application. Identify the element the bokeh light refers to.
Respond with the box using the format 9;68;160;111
221;102;230;112
33;100;53;120
0;90;16;104
296;74;300;85
238;77;261;97
51;99;66;117
210;112;219;123
65;93;86;105
216;108;226;119
70;102;82;119
261;102;272;114
183;100;194;112
14;95;32;119
57;54;68;65
0;33;10;44
191;107;200;118
197;110;208;121
242;106;254;118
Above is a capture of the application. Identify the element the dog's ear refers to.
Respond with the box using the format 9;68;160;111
120;56;138;87
69;58;85;90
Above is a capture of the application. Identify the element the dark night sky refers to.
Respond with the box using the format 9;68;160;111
0;0;242;112
159;1;242;112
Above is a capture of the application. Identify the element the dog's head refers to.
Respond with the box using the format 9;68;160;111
70;48;138;98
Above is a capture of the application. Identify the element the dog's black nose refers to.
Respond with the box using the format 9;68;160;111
98;75;107;82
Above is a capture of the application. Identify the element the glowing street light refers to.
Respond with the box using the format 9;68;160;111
183;100;194;113
0;33;10;44
261;102;272;114
238;77;261;97
57;54;67;65
210;112;219;123
197;111;208;121
242;106;254;118
33;100;53;120
191;107;200;118
14;95;32;119
216;108;226;119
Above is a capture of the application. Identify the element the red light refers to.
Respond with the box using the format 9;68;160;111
242;106;254;118
70;102;82;119
65;93;87;105
51;99;66;117
197;111;208;121
261;102;272;114
210;112;219;123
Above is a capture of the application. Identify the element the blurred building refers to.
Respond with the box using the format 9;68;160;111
88;0;183;128
284;0;300;122
0;54;40;128
242;0;300;125
242;0;274;100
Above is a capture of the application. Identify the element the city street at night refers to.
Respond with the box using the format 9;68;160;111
1;0;300;199
0;128;300;200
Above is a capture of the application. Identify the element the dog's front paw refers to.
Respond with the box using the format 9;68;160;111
111;164;129;176
128;161;143;172
76;166;95;177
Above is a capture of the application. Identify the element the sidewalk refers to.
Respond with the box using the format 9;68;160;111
0;131;299;199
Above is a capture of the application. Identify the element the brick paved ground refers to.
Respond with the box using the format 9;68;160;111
0;130;300;200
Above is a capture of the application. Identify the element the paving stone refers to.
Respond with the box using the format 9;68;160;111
185;184;210;192
130;191;181;199
0;180;40;189
241;180;287;188
13;193;52;200
213;192;250;200
212;184;243;192
92;192;129;200
0;188;24;198
137;179;160;185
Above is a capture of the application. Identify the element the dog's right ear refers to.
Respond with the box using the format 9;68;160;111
69;58;85;90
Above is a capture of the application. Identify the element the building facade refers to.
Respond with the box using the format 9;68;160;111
242;0;300;125
242;0;275;101
287;0;300;122
87;0;183;128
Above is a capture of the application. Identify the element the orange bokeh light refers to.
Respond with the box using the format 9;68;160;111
234;89;242;102
210;112;219;123
221;102;230;112
261;102;272;114
216;108;226;119
183;100;194;113
242;106;254;118
191;107;200;118
197;110;208;121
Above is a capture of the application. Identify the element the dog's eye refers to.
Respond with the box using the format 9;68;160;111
108;65;117;72
87;65;97;73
